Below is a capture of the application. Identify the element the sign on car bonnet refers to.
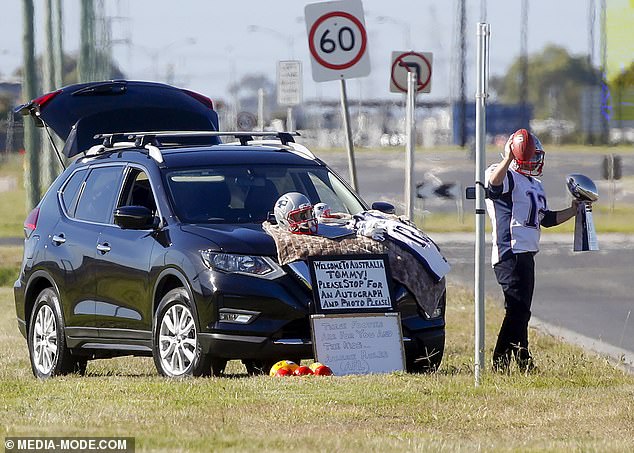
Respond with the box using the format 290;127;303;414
263;222;445;315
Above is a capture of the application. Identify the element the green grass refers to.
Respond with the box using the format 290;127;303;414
0;155;28;238
417;202;634;234
0;246;21;285
1;283;633;452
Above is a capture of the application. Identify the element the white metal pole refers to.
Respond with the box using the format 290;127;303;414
340;79;358;191
405;72;416;220
474;22;490;387
257;88;265;131
287;106;294;132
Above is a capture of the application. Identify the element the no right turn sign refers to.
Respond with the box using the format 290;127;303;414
390;51;433;94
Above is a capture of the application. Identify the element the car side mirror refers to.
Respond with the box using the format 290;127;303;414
371;201;396;215
114;205;157;230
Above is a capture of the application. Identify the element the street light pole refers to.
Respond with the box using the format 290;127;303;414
22;0;40;209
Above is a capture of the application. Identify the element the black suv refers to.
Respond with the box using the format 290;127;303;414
15;81;446;378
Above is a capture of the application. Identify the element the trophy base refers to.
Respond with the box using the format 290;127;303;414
573;204;599;251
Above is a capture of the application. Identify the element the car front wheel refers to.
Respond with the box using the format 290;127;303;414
153;288;213;377
28;288;82;379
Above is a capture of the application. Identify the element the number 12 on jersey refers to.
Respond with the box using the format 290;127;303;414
524;190;547;228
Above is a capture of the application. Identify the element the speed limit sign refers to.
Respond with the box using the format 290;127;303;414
305;0;371;82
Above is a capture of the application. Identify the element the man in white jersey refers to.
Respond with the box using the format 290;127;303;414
485;130;581;372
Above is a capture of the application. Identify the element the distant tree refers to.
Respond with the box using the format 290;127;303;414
609;61;634;122
228;73;276;105
227;73;281;117
228;73;275;98
490;45;601;127
12;52;126;89
610;61;634;87
0;94;13;119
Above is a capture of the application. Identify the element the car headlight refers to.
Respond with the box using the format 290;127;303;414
201;251;285;280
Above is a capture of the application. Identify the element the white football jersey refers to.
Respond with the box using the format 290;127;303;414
485;165;548;265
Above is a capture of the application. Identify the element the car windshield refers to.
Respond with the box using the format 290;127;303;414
164;164;365;224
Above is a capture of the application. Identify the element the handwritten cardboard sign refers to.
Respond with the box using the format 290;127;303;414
311;312;405;375
308;254;394;314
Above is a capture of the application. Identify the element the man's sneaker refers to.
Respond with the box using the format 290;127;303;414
492;354;510;373
517;356;536;374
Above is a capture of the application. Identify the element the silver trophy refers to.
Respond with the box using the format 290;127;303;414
566;174;599;251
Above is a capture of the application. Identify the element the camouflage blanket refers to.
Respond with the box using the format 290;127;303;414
262;222;445;315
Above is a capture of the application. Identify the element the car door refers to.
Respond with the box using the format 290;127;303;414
95;166;159;336
52;165;124;337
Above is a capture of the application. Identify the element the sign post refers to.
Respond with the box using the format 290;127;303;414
389;51;433;221
339;80;357;190
257;88;265;131
474;23;490;387
277;60;302;132
305;0;371;191
405;72;416;220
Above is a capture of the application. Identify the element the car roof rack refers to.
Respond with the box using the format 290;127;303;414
94;131;300;147
90;131;312;163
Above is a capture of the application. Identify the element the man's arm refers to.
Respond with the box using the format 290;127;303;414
541;200;583;227
488;136;515;187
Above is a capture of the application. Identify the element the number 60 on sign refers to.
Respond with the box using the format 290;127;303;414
305;0;371;82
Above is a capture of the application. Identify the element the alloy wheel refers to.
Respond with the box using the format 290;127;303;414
158;304;197;376
32;305;58;375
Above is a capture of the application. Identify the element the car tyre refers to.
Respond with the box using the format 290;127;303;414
209;358;228;377
153;288;211;377
28;288;81;379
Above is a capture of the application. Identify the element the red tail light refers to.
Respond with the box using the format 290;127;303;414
24;207;39;238
181;89;214;110
32;90;62;109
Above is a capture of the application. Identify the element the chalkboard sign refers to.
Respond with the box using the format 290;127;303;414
308;254;394;314
311;312;405;375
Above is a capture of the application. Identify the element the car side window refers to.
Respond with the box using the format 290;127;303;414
118;168;157;214
75;166;124;223
60;169;87;216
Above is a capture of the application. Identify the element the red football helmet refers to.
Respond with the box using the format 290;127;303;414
510;129;545;177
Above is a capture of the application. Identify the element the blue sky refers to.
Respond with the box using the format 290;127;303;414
1;0;599;103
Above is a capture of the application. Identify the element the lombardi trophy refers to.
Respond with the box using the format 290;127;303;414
566;174;599;251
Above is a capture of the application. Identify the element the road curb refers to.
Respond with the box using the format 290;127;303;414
531;316;634;375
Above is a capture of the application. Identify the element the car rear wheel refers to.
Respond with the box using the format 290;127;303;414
153;288;214;377
28;288;83;379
